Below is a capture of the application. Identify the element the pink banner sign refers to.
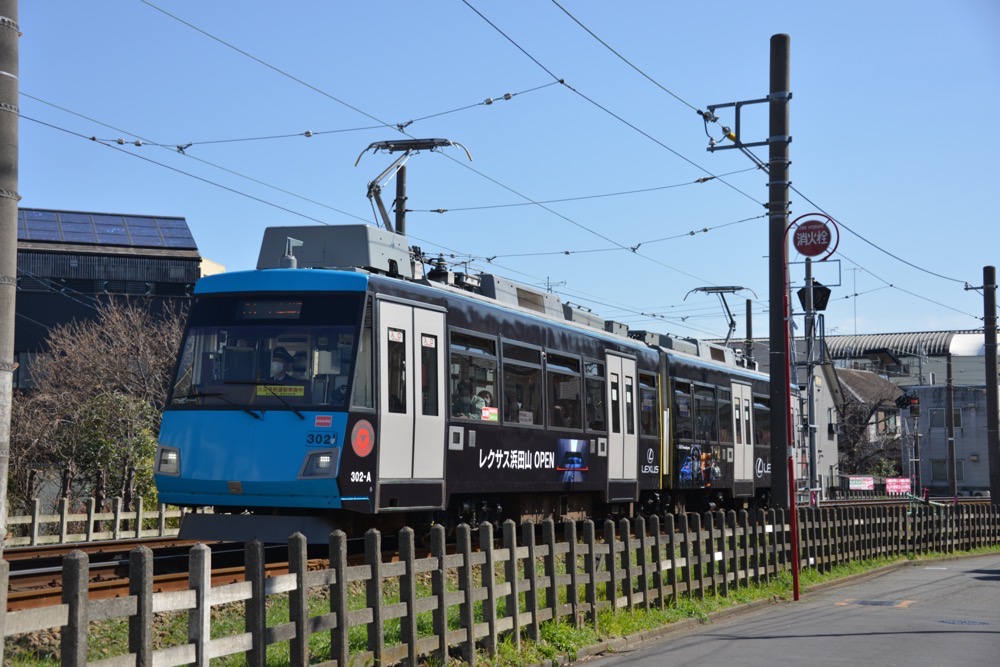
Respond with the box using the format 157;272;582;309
886;477;911;495
848;476;875;491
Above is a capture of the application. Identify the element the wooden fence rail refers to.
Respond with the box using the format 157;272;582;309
2;505;998;666
4;497;185;546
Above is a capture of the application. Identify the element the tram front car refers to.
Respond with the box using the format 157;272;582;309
155;268;371;541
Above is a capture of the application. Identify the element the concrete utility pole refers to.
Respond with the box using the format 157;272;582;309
983;266;999;500
0;0;19;556
946;353;956;497
768;34;792;508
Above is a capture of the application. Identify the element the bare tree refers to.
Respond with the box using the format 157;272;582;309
837;386;903;476
8;298;186;513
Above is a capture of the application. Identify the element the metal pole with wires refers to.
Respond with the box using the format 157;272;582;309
0;0;18;558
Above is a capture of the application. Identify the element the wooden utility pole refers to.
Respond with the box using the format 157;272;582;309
0;0;19;556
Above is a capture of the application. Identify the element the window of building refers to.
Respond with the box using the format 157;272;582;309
930;408;962;429
931;459;965;482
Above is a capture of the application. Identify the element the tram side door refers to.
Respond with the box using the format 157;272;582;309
732;382;755;496
606;354;638;497
376;300;446;482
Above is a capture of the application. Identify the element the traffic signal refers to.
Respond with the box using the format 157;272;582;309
895;393;920;416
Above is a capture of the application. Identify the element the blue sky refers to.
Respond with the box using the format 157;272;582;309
18;1;1000;340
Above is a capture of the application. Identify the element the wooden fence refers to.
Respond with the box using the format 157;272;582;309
2;505;999;666
4;498;184;547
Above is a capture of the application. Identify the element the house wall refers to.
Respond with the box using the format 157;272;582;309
909;385;991;496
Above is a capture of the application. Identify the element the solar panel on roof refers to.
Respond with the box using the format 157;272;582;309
17;208;198;250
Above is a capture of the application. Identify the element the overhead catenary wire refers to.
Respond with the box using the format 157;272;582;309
21;96;746;340
75;81;560;152
21;93;373;224
461;0;764;208
140;0;741;298
409;167;762;213
84;3;787;337
21;114;343;227
485;214;765;260
549;0;701;114
551;0;984;320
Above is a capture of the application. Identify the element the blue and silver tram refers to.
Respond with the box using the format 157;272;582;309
154;225;775;541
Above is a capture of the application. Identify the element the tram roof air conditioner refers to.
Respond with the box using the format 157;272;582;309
257;225;412;278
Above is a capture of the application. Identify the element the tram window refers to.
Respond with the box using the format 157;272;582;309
625;375;635;435
718;388;733;443
694;385;718;442
610;373;621;434
453;331;496;357
638;372;658;437
502;342;542;426
387;328;406;413
673;381;693;440
421;335;439;416
503;342;540;364
352;309;374;409
450;330;497;421
754;395;771;445
584;360;606;432
547;352;582;430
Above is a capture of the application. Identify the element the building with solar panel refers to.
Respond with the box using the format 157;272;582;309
13;207;217;387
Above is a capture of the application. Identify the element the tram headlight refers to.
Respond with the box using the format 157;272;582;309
301;449;340;478
157;447;180;476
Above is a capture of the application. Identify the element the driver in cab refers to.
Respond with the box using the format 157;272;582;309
269;347;297;383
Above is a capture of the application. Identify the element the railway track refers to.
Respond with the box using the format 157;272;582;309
5;538;252;612
4;537;364;612
819;496;992;509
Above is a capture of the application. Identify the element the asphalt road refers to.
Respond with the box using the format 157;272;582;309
584;554;1000;667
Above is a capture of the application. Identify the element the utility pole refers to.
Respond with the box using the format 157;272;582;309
982;266;999;500
946;353;956;497
804;258;818;500
768;34;792;509
0;0;19;556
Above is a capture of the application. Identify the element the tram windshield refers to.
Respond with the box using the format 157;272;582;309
167;294;364;410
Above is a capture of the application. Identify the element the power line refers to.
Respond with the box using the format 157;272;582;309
485;214;764;260
549;0;701;114
790;184;969;286
78;82;560;152
410;167;761;213
22;114;342;226
838;252;981;321
22;93;372;225
461;0;764;208
140;0;398;133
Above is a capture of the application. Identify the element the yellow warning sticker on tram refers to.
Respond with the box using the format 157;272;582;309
256;385;305;397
